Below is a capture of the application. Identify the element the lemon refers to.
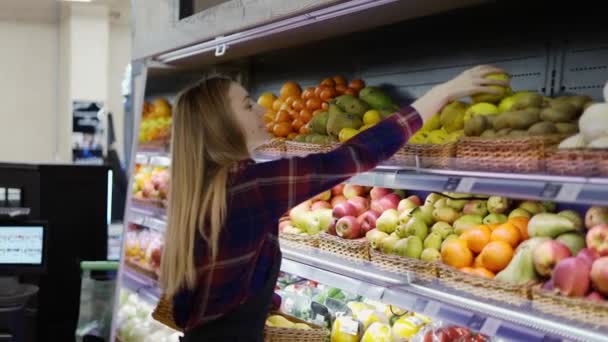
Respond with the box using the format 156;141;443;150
257;92;277;110
339;128;359;142
421;114;441;131
363;110;382;125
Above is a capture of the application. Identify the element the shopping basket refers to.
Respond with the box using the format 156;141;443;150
75;261;120;342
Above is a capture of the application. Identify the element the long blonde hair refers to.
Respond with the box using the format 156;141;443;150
160;77;250;296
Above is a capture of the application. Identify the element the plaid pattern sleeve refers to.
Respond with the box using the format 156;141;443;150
240;106;422;220
173;106;421;331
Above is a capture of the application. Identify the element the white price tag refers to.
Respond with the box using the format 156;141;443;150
555;183;583;202
339;317;359;336
480;317;501;336
357;309;373;323
455;177;475;193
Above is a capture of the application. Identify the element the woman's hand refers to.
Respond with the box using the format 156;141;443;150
412;65;509;122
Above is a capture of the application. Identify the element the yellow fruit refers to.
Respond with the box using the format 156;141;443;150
421;114;441;131
471;73;511;103
428;129;448;144
363;110;382;125
409;131;429;144
359;124;374;131
339;128;359;142
257;92;278;110
465;103;499;120
267;315;294;328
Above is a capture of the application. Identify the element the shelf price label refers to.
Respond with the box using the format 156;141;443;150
480;317;501;336
444;177;475;193
540;183;562;199
423;301;440;317
555;183;583;202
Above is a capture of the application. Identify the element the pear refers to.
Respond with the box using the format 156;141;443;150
528;213;576;238
508;208;531;219
335;95;370;116
424;193;444;207
557;210;584;232
394;236;423;259
359;87;397;110
405;216;429;241
555;232;586;255
424;232;443;250
326;110;363;137
433;198;448;209
310;111;329;134
487;196;511;214
495;237;550;284
463;200;488;216
432;206;460;224
380;235;399;254
366;229;389;250
421;248;442;262
431;222;454;238
416;205;435;226
519;201;545;215
482;213;507;225
453;215;483;235
440;102;468;133
471;73;510;103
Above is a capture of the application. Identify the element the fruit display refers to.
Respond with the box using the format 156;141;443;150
558;102;608;149
116;289;181;342
139;98;172;144
415;324;490;342
265;314;315;330
258;77;400;143
132;164;170;207
124;224;163;278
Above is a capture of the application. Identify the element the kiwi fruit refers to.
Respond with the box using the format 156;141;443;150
559;95;593;113
528;122;557;135
507;108;541;129
480;129;497;138
509;129;528;137
464;116;488;136
555;122;579;135
511;93;544;110
493;112;510;130
540;102;578;122
497;128;512;136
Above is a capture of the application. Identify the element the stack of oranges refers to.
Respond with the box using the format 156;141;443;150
258;76;366;139
441;216;530;279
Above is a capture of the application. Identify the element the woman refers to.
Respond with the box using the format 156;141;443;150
159;65;507;341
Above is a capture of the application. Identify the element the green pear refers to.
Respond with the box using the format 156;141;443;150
405;216;429;241
358;87;396;110
376;209;399;234
432;206;460;224
415;205;435;226
519;201;545;215
420;248;442;262
487;196;511;214
424;193;444;207
431;222;454;239
446;198;467;211
398;208;415;226
326;110;363;137
462;200;488;217
335;95;370;116
424;232;443;250
433;198;449;209
542;201;557;213
394;236;423;259
366;229;389;250
556;232;586;255
508;208;531;220
558;210;584;232
380;235;399;254
395;223;409;239
453;215;483;235
310;111;329;134
495;237;549;284
527;213;576;238
482;213;507;225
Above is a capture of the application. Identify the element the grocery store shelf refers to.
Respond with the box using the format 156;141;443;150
128;209;166;232
121;266;161;305
281;245;608;342
135;152;170;167
130;201;167;220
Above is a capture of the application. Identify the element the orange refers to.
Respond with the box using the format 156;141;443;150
320;88;337;101
344;88;357;96
306;98;322;111
314;86;327;98
441;239;473;269
287;132;298;140
490;222;521;248
263;111;276;124
480;241;514;272
487;223;501;231
280;102;292;112
299;109;312;123
292;99;305;111
320;78;336;87
272;98;284;112
333;75;347;85
336;84;347;95
291;118;304;131
257;92;277;110
460;225;491;254
472;267;495;279
349;79;365;91
280;81;302;99
302;87;316;101
283;96;297;108
321;102;329;110
460;267;475;275
509;217;530;240
299;126;310;135
288;110;299;120
473;254;483;268
273;122;291;137
275;110;291;123
265;122;274;133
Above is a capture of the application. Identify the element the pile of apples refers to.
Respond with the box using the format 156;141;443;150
258;77;366;139
132;164;170;205
537;207;608;301
139;98;172;144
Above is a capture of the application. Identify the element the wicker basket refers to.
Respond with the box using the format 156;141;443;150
532;285;608;327
545;148;608;176
595;151;608;177
393;143;456;169
255;140;337;158
454;135;564;173
369;248;439;281
438;264;534;305
279;232;320;249
319;232;370;261
152;295;182;332
264;311;328;342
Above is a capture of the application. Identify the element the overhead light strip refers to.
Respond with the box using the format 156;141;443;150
155;0;399;63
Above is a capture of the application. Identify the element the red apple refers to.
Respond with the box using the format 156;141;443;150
332;201;358;218
543;279;554;291
312;190;331;202
552;257;591;297
370;199;383;214
369;187;392;200
348;196;369;215
336;216;362;239
331;184;345;196
331;195;347;208
533;240;572;277
327;218;337;236
378;193;401;211
577;248;600;268
587;291;605;302
343;184;366;199
311;201;332;211
586;206;608;230
591;257;608;296
587;224;608;256
357;210;379;233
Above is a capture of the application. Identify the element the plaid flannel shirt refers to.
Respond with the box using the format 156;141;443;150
172;106;422;330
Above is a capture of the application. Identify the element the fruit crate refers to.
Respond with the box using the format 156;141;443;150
437;264;535;305
279;232;320;249
369;248;439;281
531;285;608;328
396;143;456;169
454;135;565;173
545;148;608;177
264;311;328;342
318;232;370;261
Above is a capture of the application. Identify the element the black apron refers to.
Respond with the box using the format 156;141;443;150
181;257;281;342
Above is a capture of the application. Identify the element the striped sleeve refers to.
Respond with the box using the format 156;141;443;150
241;106;422;220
